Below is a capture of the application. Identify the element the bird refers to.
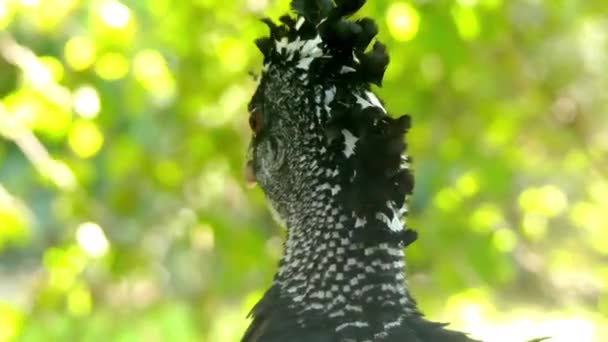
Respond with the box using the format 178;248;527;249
241;0;481;341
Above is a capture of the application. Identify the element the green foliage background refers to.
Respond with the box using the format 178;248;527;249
0;0;607;341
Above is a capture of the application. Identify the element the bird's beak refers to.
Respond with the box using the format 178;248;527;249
244;160;257;188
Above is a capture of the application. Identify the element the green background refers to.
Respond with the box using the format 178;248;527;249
0;0;607;341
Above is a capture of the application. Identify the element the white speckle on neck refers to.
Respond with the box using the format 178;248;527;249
300;35;323;57
355;94;373;109
340;65;356;73
330;185;341;195
341;129;358;158
376;211;403;232
355;216;366;228
296;56;314;70
366;91;386;113
275;37;288;53
336;321;369;332
355;92;387;113
400;155;411;170
324;86;336;105
384;317;403;330
329;310;344;318
285;37;303;55
295;16;305;30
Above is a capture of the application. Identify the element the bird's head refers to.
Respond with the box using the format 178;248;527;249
245;0;414;242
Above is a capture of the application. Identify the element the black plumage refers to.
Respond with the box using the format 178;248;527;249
242;1;480;341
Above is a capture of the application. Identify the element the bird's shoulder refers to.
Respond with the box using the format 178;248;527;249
242;287;479;342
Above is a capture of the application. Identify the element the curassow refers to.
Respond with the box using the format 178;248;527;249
242;0;482;341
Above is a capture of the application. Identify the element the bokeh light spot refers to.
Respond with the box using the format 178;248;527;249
434;187;462;212
133;50;176;105
0;187;30;250
521;213;548;241
493;228;517;252
457;0;477;6
519;185;568;218
456;171;479;197
39;56;64;82
216;38;247;73
95;52;129;80
191;224;215;252
386;2;420;42
133;50;167;83
68;120;104;158
570;202;608;254
73;85;100;119
67;285;92;316
0;2;12;30
76;222;109;258
154;159;182;188
452;5;480;40
0;303;23;342
64;36;96;71
99;1;130;29
20;0;38;7
470;203;502;232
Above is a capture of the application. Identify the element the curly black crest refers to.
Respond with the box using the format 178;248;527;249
257;0;388;86
250;0;416;246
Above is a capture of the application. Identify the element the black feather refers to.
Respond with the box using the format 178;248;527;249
255;37;272;56
279;15;296;28
291;0;333;24
334;0;366;17
320;18;362;50
260;17;278;36
354;18;378;51
360;42;389;85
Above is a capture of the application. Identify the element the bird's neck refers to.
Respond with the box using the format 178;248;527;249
271;196;418;331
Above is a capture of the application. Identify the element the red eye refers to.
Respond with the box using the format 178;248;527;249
249;109;262;134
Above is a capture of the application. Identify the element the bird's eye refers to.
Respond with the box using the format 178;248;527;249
249;109;263;134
